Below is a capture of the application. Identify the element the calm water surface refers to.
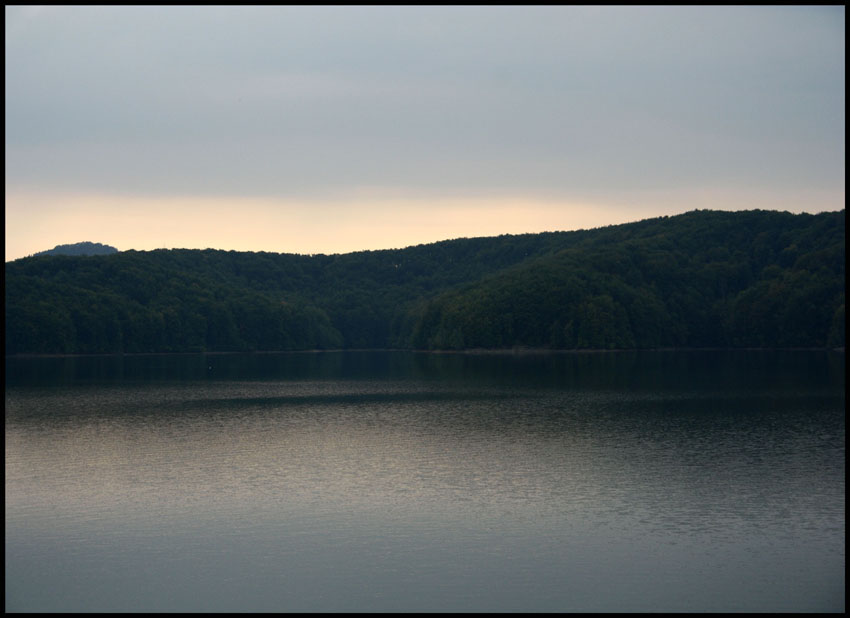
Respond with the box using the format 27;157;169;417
5;350;845;612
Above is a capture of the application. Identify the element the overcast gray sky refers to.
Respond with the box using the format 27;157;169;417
5;5;845;260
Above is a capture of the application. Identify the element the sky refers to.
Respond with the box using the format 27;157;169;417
5;5;845;261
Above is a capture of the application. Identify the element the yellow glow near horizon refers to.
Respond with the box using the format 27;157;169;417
4;187;844;262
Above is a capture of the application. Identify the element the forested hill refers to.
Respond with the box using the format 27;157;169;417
31;241;118;257
5;209;845;355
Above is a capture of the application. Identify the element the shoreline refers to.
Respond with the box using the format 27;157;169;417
6;346;845;359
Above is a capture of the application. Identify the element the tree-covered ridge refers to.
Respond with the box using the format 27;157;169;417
31;241;119;257
5;209;845;355
412;210;845;350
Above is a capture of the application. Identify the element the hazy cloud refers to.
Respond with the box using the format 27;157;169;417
4;5;845;259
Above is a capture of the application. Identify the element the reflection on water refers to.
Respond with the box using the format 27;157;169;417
5;351;845;612
7;348;846;390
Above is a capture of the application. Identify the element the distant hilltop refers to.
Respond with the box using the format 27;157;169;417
32;242;119;257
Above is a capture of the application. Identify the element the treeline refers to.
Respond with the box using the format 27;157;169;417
411;210;845;350
4;209;845;355
31;241;118;257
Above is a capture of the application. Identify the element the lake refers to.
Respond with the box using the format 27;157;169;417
5;350;845;612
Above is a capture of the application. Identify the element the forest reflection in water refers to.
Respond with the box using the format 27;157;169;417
5;350;845;612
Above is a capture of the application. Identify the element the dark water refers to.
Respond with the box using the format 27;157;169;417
5;350;845;612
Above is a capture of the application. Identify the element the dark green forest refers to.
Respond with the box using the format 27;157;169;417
5;209;845;355
31;241;119;257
